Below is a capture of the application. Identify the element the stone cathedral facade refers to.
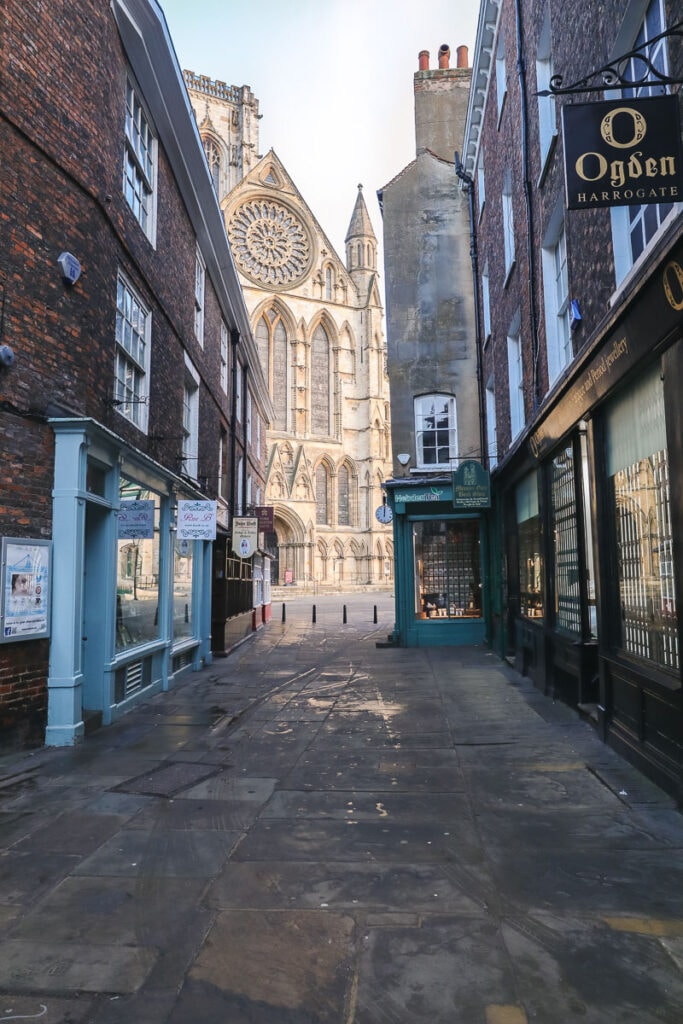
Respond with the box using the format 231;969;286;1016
185;71;393;587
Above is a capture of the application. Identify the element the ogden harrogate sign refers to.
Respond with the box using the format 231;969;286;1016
562;95;683;210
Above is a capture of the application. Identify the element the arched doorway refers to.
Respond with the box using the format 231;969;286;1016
271;505;307;585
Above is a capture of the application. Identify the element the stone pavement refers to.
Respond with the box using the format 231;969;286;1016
1;593;683;1023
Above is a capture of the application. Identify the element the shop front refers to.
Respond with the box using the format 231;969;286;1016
498;229;683;801
386;474;489;647
46;419;213;745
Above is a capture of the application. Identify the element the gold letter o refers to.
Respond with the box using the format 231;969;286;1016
600;107;647;149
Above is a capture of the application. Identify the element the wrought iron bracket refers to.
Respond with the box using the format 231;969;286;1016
538;21;683;96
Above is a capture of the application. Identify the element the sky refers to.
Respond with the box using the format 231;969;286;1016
159;0;481;263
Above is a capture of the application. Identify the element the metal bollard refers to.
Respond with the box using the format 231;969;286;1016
312;604;317;623
373;605;378;624
282;603;286;623
343;604;347;624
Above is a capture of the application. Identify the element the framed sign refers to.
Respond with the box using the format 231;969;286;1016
232;517;259;559
177;500;217;541
562;95;683;210
452;460;491;509
1;537;52;642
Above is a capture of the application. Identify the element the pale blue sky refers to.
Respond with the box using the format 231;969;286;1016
159;0;480;261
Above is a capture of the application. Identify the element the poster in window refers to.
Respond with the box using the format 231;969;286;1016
1;538;51;643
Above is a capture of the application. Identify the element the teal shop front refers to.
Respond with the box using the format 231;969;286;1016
385;474;489;647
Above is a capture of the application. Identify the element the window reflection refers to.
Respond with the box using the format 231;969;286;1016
116;480;160;651
413;520;482;620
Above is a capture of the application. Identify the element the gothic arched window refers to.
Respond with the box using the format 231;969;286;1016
273;320;288;430
324;266;333;301
311;324;330;434
315;463;329;524
256;310;289;431
256;316;269;380
338;464;350;526
203;138;221;194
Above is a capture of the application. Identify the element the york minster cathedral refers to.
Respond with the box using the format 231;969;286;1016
184;72;393;588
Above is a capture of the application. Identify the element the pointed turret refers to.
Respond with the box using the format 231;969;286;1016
345;185;378;290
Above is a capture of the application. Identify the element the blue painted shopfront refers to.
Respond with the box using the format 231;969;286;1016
386;478;489;648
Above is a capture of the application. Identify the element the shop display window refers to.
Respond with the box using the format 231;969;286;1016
606;365;677;671
173;536;194;640
413;519;482;620
550;446;580;633
516;472;544;619
116;479;161;651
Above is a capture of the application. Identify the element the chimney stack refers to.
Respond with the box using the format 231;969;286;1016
418;50;430;71
456;45;469;69
438;44;450;69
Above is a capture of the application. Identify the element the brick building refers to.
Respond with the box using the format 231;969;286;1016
0;0;271;747
462;0;683;799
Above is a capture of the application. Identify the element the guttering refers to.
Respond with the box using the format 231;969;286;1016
455;152;487;467
514;0;541;409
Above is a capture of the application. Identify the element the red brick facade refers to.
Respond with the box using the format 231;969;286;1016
0;0;269;747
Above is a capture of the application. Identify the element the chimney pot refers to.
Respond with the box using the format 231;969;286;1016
418;50;430;71
438;44;450;69
456;44;469;69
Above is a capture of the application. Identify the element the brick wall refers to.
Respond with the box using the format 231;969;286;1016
0;0;246;745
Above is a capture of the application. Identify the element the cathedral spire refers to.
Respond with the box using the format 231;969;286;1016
345;184;378;280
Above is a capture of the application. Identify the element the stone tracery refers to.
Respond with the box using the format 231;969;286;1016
228;198;311;287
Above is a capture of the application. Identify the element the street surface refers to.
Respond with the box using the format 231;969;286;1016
1;593;683;1022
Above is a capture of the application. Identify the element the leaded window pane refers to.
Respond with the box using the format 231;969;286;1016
551;446;580;633
311;325;330;434
316;465;328;524
338;465;350;526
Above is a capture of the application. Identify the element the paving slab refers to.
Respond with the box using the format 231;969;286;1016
206;860;487;914
1;594;682;1023
0;940;156;993
73;828;241;878
170;909;355;1024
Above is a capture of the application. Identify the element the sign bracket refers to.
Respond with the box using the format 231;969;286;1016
538;21;683;96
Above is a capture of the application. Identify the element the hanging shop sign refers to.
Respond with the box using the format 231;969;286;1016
254;505;274;533
177;500;217;541
117;499;155;540
232;516;259;559
452;460;491;509
1;537;51;643
562;95;682;210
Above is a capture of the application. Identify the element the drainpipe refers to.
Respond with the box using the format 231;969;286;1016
515;0;540;408
230;327;239;516
455;151;486;467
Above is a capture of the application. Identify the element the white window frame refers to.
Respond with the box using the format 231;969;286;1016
486;381;498;469
237;456;244;515
220;320;229;394
182;355;200;478
610;0;679;287
235;360;242;421
247;390;252;444
502;177;515;279
496;32;507;120
414;394;458;470
123;78;156;243
536;11;557;174
542;210;572;386
482;261;491;343
194;247;205;346
477;156;486;216
507;328;525;441
114;273;151;433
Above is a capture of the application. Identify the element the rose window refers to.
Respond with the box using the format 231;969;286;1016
228;199;312;287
